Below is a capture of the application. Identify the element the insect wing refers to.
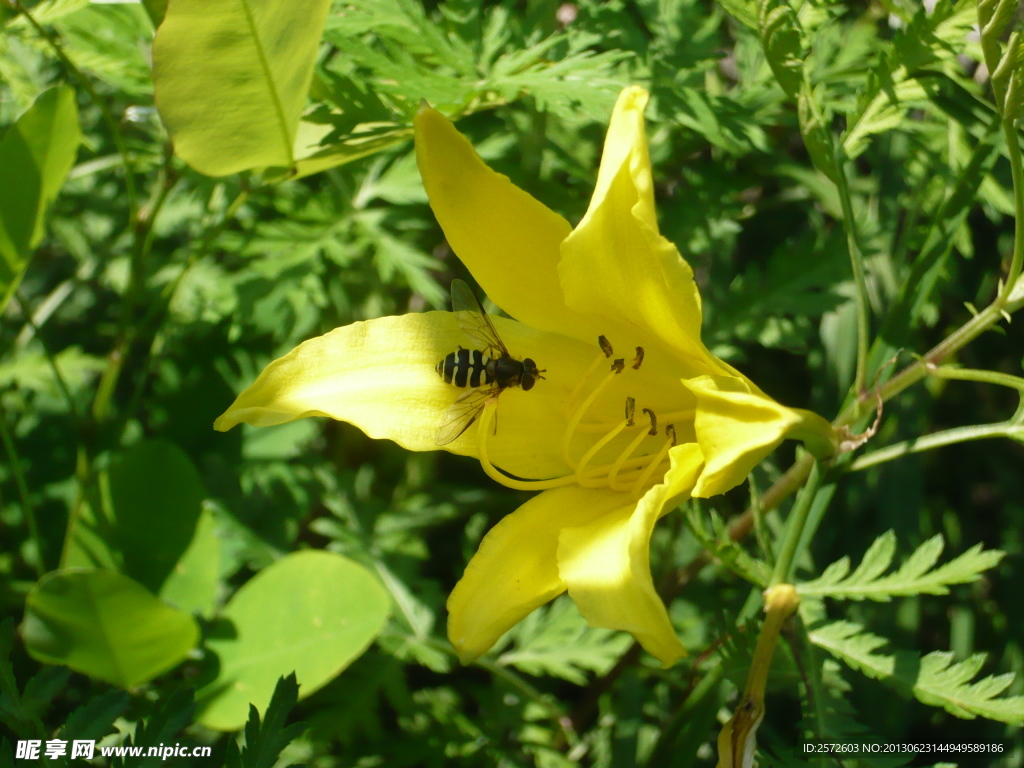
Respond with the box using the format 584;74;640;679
435;385;500;446
450;279;509;358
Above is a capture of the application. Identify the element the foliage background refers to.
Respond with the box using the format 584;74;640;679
1;0;1023;765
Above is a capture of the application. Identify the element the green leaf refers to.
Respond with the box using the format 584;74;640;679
63;440;207;596
684;505;771;587
0;85;81;312
717;0;758;29
225;674;304;768
809;621;1024;724
152;0;332;176
496;597;631;685
111;689;194;768
798;83;838;183
21;569;199;689
158;504;221;618
843;75;928;161
799;531;1005;601
196;550;390;730
140;0;167;27
758;0;805;99
58;690;130;744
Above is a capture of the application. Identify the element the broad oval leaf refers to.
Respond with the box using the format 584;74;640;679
196;550;390;731
62;440;207;597
21;569;199;689
0;85;81;311
152;0;332;176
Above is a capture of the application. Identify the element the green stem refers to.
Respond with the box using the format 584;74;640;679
0;402;44;576
999;117;1024;298
13;293;80;424
14;0;138;220
850;420;1023;472
646;663;725;765
836;297;1011;427
835;160;872;396
769;459;823;587
91;166;180;424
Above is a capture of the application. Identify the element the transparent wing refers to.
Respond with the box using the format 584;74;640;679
435;385;501;446
450;279;509;358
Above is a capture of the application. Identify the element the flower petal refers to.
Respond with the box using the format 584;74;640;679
683;374;835;498
214;312;595;479
446;484;629;664
556;443;704;667
414;106;595;342
559;87;727;376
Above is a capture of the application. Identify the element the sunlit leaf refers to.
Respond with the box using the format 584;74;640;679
196;550;390;730
0;85;81;312
152;0;332;176
21;569;199;689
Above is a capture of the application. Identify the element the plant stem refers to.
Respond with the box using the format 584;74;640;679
13;294;80;424
850;419;1023;471
769;459;823;587
835;160;872;396
999;117;1024;299
0;402;44;576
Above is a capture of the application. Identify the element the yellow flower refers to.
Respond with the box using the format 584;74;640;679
214;87;835;667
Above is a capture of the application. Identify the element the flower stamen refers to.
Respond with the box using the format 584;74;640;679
631;428;675;497
632;346;645;369
561;355;626;468
565;336;615;419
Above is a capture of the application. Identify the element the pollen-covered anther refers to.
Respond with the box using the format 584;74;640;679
632;347;645;369
625;397;636;426
665;424;677;446
611;358;625;374
598;335;614;357
643;408;657;436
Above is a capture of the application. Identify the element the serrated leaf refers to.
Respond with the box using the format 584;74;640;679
684;505;771;586
497;597;631;685
718;0;758;29
810;621;1024;723
798;532;1004;601
59;690;129;745
226;674;304;768
844;75;928;160
111;689;194;768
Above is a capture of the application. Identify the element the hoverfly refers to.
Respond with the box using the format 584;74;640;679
435;279;545;445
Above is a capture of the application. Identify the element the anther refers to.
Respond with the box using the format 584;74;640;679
665;424;677;446
632;347;645;369
598;335;613;357
611;358;625;374
625;397;636;426
643;408;657;435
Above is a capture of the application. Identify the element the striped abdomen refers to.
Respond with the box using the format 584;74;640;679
436;348;496;388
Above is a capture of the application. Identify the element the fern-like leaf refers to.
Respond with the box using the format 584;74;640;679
496;596;631;685
798;531;1003;601
809;621;1024;724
